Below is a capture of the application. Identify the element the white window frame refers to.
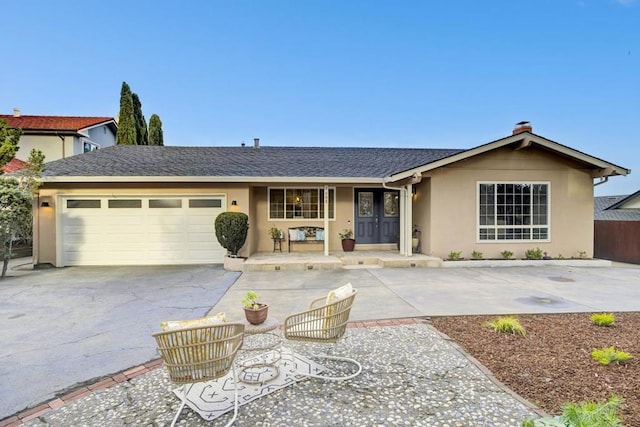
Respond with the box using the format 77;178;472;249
476;181;550;243
82;139;100;153
268;187;336;221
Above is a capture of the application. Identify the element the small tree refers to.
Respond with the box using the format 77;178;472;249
0;119;22;168
132;93;148;145
214;212;248;257
0;150;45;279
116;82;136;145
0;179;33;278
148;114;164;146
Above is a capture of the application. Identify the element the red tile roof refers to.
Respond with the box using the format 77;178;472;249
1;158;28;173
0;115;115;132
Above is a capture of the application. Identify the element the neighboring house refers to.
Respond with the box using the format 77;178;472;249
33;122;629;267
0;109;117;163
1;158;28;174
594;191;640;264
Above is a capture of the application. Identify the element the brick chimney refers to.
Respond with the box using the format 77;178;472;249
13;108;20;117
253;138;260;148
513;121;532;135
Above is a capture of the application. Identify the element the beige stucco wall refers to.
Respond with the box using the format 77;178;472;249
35;183;252;266
413;146;595;260
251;185;359;253
17;135;76;162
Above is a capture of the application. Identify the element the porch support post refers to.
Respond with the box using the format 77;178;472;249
324;184;329;256
403;185;413;257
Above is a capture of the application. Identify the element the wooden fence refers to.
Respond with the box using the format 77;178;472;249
594;220;640;264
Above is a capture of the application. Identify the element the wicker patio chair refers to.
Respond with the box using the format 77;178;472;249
153;322;245;427
283;285;362;381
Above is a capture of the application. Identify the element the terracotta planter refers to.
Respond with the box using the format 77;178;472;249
244;304;269;325
341;238;356;252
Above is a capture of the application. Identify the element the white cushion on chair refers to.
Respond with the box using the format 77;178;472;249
160;312;226;332
326;283;353;306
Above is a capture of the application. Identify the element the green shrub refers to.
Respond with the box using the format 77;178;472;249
556;254;565;260
483;316;526;337
447;251;462;261
214;212;249;257
471;250;483;260
522;394;624;427
562;394;623;426
525;247;543;260
577;250;588;259
501;250;513;260
591;346;632;365
591;313;615;327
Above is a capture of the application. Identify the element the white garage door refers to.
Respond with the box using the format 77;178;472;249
61;196;227;266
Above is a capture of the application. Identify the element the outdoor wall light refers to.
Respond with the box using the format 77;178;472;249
229;200;240;212
41;201;50;207
40;197;52;207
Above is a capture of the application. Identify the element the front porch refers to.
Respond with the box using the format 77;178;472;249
242;250;442;271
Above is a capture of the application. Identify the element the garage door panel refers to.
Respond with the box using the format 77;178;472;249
62;196;225;266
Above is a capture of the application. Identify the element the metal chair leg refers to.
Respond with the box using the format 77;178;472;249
286;346;362;381
170;384;191;427
223;363;239;427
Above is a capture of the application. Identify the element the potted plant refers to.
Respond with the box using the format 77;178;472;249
241;291;269;325
268;227;283;240
339;229;355;252
214;212;249;271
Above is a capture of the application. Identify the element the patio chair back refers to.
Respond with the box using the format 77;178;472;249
284;289;357;344
153;323;245;385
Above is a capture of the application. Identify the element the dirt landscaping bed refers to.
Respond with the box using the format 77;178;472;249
431;312;640;426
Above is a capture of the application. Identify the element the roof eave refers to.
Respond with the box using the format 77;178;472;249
40;175;383;184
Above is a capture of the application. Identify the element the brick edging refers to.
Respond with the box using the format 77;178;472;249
1;318;424;426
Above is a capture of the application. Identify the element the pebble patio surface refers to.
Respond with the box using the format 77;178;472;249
19;322;541;426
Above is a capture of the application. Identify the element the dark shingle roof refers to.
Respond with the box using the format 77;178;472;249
41;145;464;179
594;194;640;221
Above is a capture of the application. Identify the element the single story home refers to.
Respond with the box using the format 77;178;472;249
0;109;117;163
33;122;629;267
594;191;640;264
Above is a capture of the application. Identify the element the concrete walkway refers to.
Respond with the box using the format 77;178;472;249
3;259;640;425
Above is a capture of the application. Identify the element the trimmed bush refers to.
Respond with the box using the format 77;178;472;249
214;212;248;257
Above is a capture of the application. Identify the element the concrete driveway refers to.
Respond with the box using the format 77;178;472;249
0;264;239;420
3;261;640;421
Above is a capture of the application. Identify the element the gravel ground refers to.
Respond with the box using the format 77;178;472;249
431;312;640;426
20;323;539;426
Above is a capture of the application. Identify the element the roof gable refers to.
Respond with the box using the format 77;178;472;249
386;131;629;183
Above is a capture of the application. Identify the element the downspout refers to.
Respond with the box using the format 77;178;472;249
57;133;66;158
324;184;329;256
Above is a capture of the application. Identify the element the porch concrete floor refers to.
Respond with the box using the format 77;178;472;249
242;250;443;271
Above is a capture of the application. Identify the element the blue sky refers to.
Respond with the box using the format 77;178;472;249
2;1;638;195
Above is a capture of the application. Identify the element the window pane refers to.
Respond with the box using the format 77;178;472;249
149;199;182;208
108;199;142;208
270;189;284;219
67;199;101;209
189;199;222;208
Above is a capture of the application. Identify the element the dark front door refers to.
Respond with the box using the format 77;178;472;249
354;189;399;244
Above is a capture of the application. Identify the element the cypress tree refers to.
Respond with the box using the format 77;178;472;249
132;93;148;145
116;82;136;145
148;114;164;146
